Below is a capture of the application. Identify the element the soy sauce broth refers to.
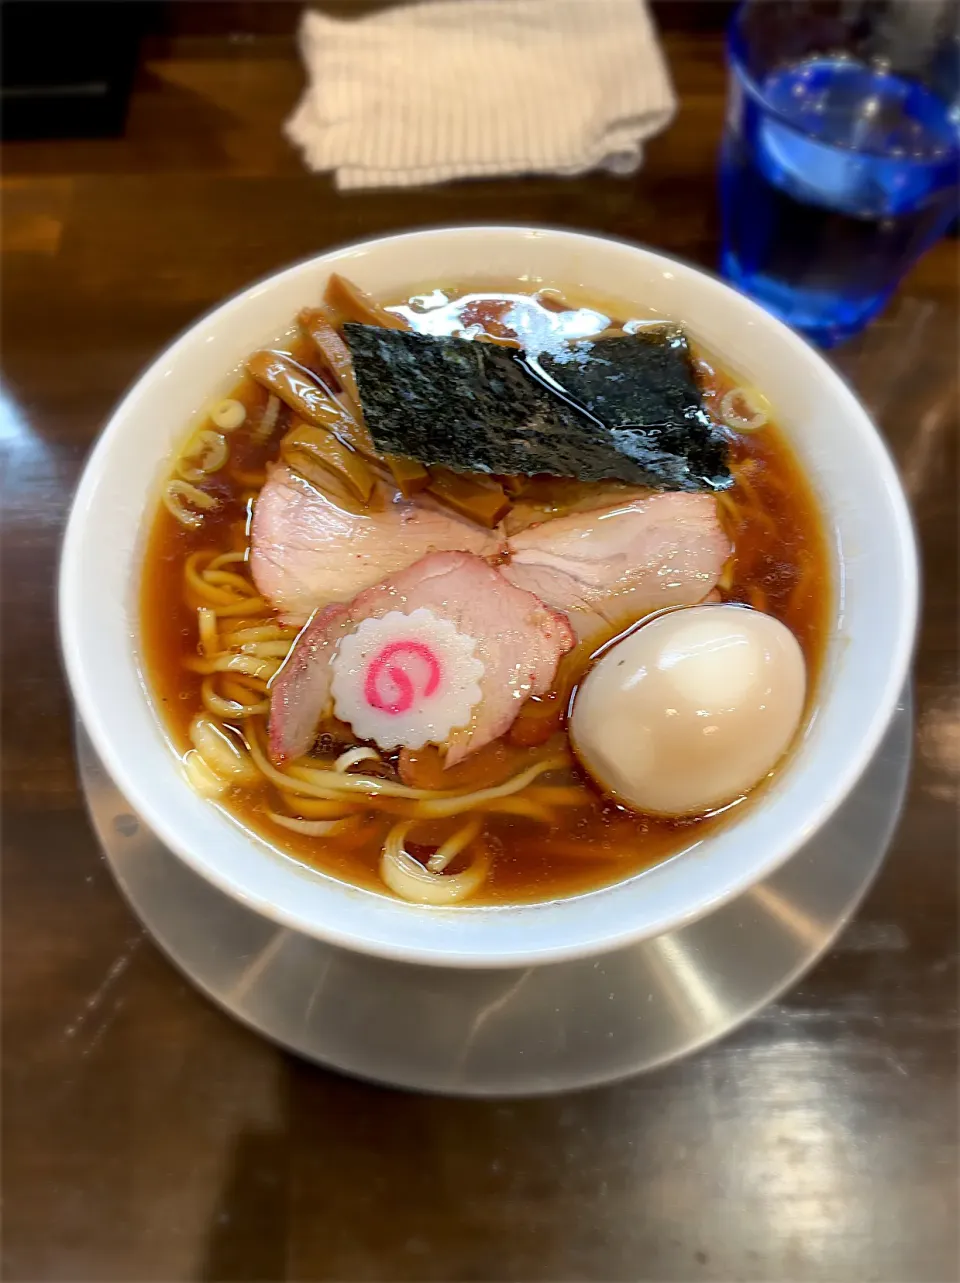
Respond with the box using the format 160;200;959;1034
140;282;832;904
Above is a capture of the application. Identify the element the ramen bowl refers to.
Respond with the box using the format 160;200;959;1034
59;227;917;974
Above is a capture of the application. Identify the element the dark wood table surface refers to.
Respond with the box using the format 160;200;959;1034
2;25;957;1283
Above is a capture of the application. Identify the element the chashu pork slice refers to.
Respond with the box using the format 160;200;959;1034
502;492;731;640
269;551;575;766
251;465;504;624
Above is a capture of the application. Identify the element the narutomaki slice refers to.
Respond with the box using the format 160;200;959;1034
268;551;575;766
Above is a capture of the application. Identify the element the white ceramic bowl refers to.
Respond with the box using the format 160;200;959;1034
59;226;917;969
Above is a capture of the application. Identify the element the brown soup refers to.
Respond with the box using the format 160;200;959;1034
140;281;831;905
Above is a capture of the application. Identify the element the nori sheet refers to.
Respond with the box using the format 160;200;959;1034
343;322;731;492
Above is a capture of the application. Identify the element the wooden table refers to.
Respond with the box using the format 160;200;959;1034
3;28;957;1283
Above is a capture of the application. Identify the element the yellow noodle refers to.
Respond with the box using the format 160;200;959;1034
212;595;268;618
380;823;489;905
197;607;218;657
246;722;565;808
482;798;555;823
264;760;434;802
207;550;250;571
425;817;482;872
278;792;360;819
203;569;258;593
184;551;238;605
358;797;431;820
285;752;566;805
200;678;245;720
717;557;737;591
200;677;269;720
184;653;281;679
219;624;289;647
334;747;381;773
221;675;269;701
238;640;294;659
190;714;260;785
267;812;364;838
222;625;296;646
407;760;568;819
183;748;228;798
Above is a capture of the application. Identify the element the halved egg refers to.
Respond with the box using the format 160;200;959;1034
570;604;807;816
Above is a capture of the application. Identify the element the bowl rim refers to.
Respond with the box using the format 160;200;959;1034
59;223;919;969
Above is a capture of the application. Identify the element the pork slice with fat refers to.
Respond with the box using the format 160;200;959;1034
269;551;575;766
501;492;731;639
251;466;504;624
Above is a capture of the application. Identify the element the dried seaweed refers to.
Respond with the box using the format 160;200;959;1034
344;323;731;491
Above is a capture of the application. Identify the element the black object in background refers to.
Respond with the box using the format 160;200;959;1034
1;1;155;139
151;0;737;35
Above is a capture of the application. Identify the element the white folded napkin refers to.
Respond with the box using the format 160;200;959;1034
286;0;676;190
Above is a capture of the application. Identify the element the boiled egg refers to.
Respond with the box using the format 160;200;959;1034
570;604;806;816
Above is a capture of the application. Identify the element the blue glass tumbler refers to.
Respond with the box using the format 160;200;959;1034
720;0;960;346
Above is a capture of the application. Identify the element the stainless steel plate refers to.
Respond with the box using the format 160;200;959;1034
77;696;911;1096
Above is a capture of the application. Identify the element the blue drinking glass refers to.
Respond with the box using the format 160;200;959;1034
720;0;960;346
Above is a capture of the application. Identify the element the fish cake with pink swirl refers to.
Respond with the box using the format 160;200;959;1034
330;608;485;751
269;551;575;766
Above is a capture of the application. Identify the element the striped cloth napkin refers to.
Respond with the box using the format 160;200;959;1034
285;0;676;190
